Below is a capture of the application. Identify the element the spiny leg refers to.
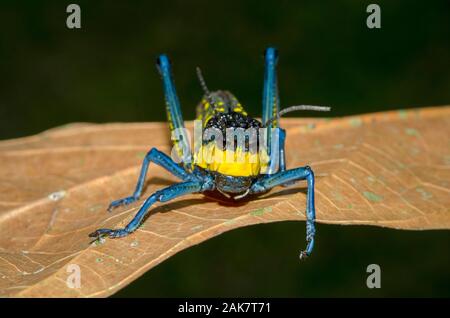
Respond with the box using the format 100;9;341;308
277;129;300;188
278;128;287;172
90;180;209;239
261;47;281;175
108;147;192;211
262;47;280;131
277;128;301;188
251;166;315;259
157;54;192;166
263;127;286;176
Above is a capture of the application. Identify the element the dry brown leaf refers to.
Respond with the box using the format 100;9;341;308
0;107;449;297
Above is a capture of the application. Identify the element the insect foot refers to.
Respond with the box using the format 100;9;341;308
107;196;138;212
299;250;309;260
299;236;314;261
88;228;130;241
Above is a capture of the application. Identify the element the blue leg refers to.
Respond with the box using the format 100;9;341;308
251;166;315;259
265;127;286;175
278;128;299;187
278;128;286;172
157;55;192;166
261;47;282;175
262;47;280;129
90;180;211;239
108;147;192;211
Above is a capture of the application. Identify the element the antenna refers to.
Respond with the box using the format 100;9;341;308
196;67;210;96
196;66;217;111
263;105;331;127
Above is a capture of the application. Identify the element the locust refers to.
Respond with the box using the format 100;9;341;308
89;47;329;259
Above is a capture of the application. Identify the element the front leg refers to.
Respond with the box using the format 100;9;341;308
108;147;192;211
251;166;315;259
90;178;214;240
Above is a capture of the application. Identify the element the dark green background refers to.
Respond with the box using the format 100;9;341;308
0;1;449;297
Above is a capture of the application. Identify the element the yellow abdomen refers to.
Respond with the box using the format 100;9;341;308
194;143;269;177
